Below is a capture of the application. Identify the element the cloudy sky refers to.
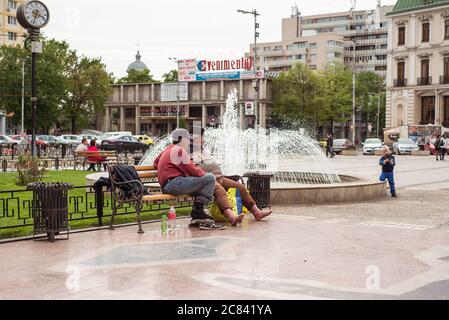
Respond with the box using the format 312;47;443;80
41;0;397;79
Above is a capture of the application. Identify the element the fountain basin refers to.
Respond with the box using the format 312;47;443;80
270;175;387;205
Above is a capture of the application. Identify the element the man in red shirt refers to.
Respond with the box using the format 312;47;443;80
154;129;216;224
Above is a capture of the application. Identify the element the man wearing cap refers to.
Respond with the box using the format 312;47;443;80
153;129;216;224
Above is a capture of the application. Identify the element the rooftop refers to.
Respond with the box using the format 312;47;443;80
389;0;449;15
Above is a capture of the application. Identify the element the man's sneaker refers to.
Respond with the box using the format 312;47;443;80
392;194;398;198
199;221;226;230
191;202;215;221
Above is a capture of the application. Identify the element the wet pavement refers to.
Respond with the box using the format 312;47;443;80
0;156;448;300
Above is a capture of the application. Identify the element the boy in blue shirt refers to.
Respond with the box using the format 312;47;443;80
379;146;397;198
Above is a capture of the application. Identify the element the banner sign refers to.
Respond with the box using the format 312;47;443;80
161;82;188;102
178;59;197;82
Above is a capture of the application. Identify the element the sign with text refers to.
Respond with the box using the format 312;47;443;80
245;102;255;116
161;82;188;102
178;59;197;82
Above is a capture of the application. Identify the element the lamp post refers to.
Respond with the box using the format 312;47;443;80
237;9;260;128
352;41;357;146
16;0;50;158
21;59;25;136
169;57;180;128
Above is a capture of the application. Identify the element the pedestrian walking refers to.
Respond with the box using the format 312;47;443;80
326;133;335;158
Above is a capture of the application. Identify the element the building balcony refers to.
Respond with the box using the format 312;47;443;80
417;77;432;86
440;75;449;85
394;79;407;87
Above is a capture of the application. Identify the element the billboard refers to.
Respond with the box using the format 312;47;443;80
178;59;197;82
161;82;188;102
178;58;280;82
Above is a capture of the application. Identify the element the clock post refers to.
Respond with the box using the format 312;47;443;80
16;0;50;158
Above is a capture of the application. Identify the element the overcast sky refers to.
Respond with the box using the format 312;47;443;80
41;0;397;80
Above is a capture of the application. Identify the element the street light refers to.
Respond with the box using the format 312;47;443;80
351;41;357;146
237;9;260;128
169;57;180;128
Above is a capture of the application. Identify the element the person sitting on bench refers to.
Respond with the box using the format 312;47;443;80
153;129;216;225
191;127;272;225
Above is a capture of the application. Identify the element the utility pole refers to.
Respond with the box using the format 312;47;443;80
21;59;25;135
377;90;381;138
352;41;357;146
237;9;260;128
169;57;180;128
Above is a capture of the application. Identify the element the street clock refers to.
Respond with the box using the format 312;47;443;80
17;0;50;30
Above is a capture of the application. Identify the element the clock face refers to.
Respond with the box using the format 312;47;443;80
21;1;50;28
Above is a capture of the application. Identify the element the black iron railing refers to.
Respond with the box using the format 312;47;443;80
394;79;407;87
417;77;432;86
0;185;193;235
440;75;449;84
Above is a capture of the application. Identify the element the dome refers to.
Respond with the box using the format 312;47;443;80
127;51;148;72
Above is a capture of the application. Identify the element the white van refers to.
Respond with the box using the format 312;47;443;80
97;131;132;145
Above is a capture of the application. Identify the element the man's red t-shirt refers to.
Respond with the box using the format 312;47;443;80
154;144;206;187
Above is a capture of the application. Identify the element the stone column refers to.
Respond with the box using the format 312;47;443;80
220;104;225;119
167;121;173;134
202;105;207;128
239;103;244;130
202;82;207;101
220;81;225;100
104;107;110;132
435;89;440;125
239;80;244;100
151;84;155;102
120;85;124;103
260;103;266;128
151;120;157;136
135;84;139;103
120;106;125;131
0;114;6;135
135;106;140;135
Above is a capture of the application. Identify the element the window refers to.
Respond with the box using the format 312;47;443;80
264;47;272;52
310;54;317;61
274;46;282;51
398;26;406;46
445;20;449;40
309;65;317;70
445;57;449;77
421;97;435;124
8;16;17;25
7;32;17;41
421;59;430;78
422;22;430;43
397;61;405;81
309;43;317;49
8;0;17;9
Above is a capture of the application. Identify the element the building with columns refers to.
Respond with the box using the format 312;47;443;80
386;0;449;129
98;79;273;137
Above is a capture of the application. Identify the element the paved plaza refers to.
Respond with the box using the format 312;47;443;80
0;156;448;300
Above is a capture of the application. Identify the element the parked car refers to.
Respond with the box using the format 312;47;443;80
393;138;419;155
134;135;154;145
58;134;82;146
38;135;69;146
362;139;383;155
96;131;132;145
10;135;49;146
80;134;98;144
333;139;354;154
101;134;150;153
0;135;20;145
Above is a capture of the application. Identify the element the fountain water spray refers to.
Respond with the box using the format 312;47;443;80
140;89;341;185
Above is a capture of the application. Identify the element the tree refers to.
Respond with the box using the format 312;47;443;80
320;63;353;129
162;69;178;82
63;56;113;134
355;71;386;137
272;63;323;130
0;39;67;132
117;69;155;84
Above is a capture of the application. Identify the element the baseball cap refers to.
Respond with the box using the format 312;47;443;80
171;128;190;143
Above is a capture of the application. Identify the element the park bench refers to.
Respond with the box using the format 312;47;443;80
108;165;193;234
74;150;118;171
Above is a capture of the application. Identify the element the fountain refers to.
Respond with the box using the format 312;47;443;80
140;89;387;204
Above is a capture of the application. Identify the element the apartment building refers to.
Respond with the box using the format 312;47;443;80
251;4;393;78
250;33;345;72
386;0;449;129
0;0;25;47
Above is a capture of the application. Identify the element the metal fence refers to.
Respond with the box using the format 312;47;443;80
0;144;147;172
0;184;193;235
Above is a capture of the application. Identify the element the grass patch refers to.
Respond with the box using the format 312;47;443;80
0;170;192;240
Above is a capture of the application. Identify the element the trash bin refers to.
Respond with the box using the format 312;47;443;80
244;173;273;208
27;182;73;242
